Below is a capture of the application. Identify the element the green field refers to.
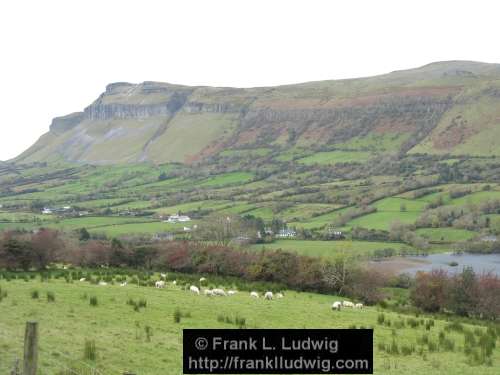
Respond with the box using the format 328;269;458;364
248;240;412;259
415;228;478;242
347;211;421;231
0;278;497;375
297;150;372;165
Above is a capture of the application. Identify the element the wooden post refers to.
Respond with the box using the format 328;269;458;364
23;322;38;375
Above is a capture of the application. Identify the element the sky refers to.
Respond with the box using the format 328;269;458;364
1;0;499;161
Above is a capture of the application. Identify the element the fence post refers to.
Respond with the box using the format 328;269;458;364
23;321;38;375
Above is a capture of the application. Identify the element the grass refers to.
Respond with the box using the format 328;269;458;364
248;239;412;259
347;211;421;231
197;172;254;187
297;150;372;165
0;278;498;374
415;228;478;242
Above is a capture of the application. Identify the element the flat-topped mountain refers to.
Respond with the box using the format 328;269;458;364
15;61;500;165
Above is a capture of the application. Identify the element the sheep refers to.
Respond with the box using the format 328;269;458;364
264;291;273;300
227;290;237;296
276;292;284;299
204;289;214;296
250;291;259;298
172;280;177;285
190;285;200;295
79;278;86;282
354;303;364;309
160;273;167;279
212;288;227;297
120;281;127;287
155;280;166;289
98;281;107;286
342;301;354;308
199;277;207;283
332;301;342;311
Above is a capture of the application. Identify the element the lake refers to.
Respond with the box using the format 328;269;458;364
403;253;500;275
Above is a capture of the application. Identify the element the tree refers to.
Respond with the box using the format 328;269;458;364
321;248;355;294
410;270;449;312
446;267;478;317
79;228;90;241
194;214;250;246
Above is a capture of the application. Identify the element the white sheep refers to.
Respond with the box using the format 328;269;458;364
172;280;177;285
212;288;227;297
227;290;237;296
199;277;207;283
342;301;354;308
155;280;166;289
190;285;200;295
250;291;259;298
120;281;127;287
264;291;273;300
79;278;86;282
160;273;167;279
204;289;214;296
98;281;107;286
276;292;284;299
355;303;364;309
332;301;342;311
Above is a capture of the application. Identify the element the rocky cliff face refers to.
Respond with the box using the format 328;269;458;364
14;61;500;165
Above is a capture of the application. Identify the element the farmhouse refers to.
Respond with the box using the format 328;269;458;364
276;228;297;238
166;214;191;223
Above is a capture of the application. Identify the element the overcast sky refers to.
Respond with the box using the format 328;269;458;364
1;0;499;161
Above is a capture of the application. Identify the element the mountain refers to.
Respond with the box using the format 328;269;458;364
14;61;500;165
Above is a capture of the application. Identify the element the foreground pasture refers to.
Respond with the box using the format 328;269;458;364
0;279;498;374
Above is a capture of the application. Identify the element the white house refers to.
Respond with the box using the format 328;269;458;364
276;228;297;238
166;214;191;223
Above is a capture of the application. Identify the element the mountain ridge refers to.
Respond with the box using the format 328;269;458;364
14;60;500;165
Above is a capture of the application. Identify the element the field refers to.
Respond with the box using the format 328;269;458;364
296;151;372;165
248;240;412;259
0;277;498;375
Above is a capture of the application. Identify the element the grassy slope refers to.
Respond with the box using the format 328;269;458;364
248;239;411;259
0;279;497;375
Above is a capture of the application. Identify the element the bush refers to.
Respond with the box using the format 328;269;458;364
83;340;96;361
89;296;98;306
31;290;39;299
174;308;182;323
47;291;55;302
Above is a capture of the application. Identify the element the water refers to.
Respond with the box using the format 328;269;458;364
402;253;500;275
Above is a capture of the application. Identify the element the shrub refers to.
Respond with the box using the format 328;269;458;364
31;290;39;299
89;296;98;306
174;308;182;323
377;313;385;325
83;340;96;361
47;291;55;302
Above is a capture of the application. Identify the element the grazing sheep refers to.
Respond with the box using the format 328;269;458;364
227;290;237;296
199;277;207;283
98;281;107;286
172;280;177;285
120;282;127;287
212;288;227;297
276;292;284;299
204;289;214;296
190;285;200;295
342;301;354;308
250;291;259;298
160;273;167;279
79;278;86;282
355;303;364;309
332;301;342;311
155;280;166;289
264;291;273;300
